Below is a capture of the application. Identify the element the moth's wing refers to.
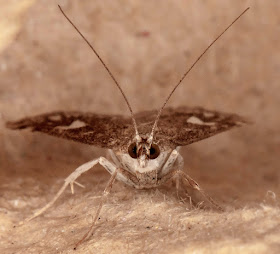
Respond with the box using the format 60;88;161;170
136;106;249;148
6;111;135;149
6;107;249;149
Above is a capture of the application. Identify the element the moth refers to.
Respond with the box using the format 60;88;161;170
6;5;249;249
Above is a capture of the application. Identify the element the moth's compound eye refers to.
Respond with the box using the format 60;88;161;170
149;144;160;159
128;142;137;159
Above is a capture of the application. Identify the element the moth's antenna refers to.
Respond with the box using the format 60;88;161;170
58;5;139;137
148;7;250;143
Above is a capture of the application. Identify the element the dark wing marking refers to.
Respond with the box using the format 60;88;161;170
6;107;248;150
134;106;249;148
6;111;135;149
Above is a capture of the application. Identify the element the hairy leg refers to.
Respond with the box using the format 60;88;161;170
159;161;223;211
107;149;121;167
159;148;180;177
179;171;223;211
173;154;194;207
20;157;117;224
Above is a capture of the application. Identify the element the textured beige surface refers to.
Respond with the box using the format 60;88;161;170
0;0;280;253
0;0;35;52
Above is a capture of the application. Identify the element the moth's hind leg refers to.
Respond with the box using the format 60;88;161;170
20;157;116;224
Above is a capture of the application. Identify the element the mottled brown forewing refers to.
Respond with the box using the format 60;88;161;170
6;106;247;150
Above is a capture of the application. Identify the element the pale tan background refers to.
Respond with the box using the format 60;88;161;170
0;0;280;253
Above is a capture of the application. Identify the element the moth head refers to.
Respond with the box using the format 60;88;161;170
128;137;160;168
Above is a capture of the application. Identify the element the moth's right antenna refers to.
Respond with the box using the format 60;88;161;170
148;7;250;144
58;5;139;137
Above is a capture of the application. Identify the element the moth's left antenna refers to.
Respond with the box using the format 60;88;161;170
58;5;139;137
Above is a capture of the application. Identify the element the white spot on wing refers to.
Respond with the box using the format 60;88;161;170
235;121;245;126
56;120;87;130
203;111;215;118
48;115;62;121
187;116;216;126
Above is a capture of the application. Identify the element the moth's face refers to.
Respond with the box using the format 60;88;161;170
128;138;158;167
117;141;169;173
118;137;170;173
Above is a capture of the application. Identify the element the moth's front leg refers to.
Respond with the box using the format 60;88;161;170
158;148;181;178
21;156;117;224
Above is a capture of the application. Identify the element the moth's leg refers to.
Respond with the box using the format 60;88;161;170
21;157;116;224
107;149;121;167
74;167;142;249
179;171;223;211
159;148;180;177
174;154;194;207
107;150;141;188
174;151;184;198
74;168;121;250
162;169;223;211
158;148;181;195
173;173;194;207
160;150;193;205
158;152;222;210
